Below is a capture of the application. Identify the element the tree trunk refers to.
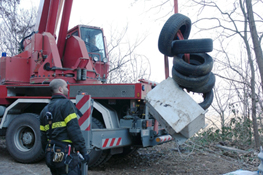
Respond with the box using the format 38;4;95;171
245;0;262;148
245;35;260;148
251;76;260;148
245;0;263;90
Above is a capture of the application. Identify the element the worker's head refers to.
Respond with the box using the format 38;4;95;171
89;36;96;45
49;79;69;96
83;32;96;45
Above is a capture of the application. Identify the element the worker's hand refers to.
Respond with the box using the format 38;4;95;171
84;153;90;164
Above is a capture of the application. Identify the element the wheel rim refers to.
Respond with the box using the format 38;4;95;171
14;125;35;152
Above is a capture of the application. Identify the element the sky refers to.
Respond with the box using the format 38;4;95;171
21;0;175;83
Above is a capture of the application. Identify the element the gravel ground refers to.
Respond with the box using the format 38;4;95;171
0;137;257;175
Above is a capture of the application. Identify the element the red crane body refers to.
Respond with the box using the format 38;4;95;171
0;0;110;87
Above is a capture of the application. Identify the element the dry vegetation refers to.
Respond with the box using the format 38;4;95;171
0;133;260;175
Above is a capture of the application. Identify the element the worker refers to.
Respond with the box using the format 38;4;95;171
40;78;89;175
84;32;100;53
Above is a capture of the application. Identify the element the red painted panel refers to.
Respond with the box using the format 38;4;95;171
134;83;142;99
0;85;7;100
63;36;89;68
33;33;43;51
0;56;30;84
43;33;62;67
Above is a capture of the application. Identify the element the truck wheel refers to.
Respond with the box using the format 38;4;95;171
173;53;214;77
158;13;191;56
6;113;44;163
172;38;213;54
88;118;112;168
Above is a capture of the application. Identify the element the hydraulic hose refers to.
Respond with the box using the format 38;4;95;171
19;31;37;52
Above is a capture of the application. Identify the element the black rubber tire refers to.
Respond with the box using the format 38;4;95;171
6;113;44;163
158;13;191;56
90;149;111;168
88;118;112;168
172;67;210;89
98;149;112;166
173;53;214;77
199;90;214;110
88;118;104;167
172;38;213;54
188;73;216;93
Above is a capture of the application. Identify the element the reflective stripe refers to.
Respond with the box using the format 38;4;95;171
43;121;66;131
40;125;45;131
62;140;72;143
64;113;77;124
53;121;66;128
41;113;76;132
47;139;73;143
44;125;49;131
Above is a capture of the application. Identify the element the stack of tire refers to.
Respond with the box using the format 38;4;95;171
158;13;215;110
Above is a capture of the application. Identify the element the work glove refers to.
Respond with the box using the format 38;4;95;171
83;153;90;164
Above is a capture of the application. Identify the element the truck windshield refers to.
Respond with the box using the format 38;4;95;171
80;27;106;61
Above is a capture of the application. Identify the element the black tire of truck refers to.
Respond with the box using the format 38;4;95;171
158;13;191;57
172;67;210;89
6;113;44;163
173;53;214;77
88;118;112;168
171;38;213;54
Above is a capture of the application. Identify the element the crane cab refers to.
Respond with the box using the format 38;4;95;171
64;25;109;82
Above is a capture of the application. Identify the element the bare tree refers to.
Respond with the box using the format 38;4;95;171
0;0;36;56
245;0;263;91
182;0;263;147
106;25;151;83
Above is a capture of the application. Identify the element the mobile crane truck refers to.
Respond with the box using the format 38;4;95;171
0;0;215;168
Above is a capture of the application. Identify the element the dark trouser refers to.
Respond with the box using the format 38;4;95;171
50;162;80;175
46;153;80;175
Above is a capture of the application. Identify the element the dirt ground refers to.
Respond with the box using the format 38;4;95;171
0;137;258;175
